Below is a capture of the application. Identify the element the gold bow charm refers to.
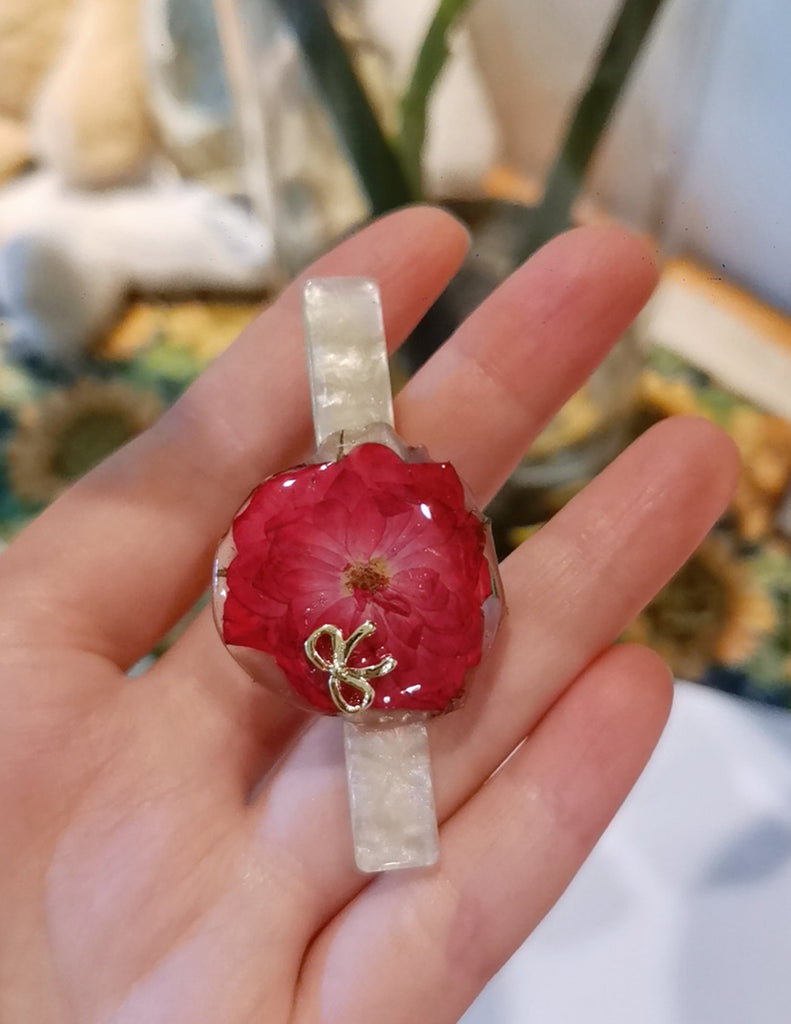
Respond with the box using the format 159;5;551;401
304;621;397;714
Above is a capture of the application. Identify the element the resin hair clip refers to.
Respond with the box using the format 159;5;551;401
213;279;503;872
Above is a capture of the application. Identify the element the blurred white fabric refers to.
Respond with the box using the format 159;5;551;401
364;0;501;197
470;0;791;315
0;170;273;359
463;682;791;1024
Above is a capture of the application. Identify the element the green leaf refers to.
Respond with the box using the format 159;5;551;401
516;0;667;262
398;0;476;196
275;0;414;214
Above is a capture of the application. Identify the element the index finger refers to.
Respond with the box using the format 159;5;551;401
0;207;470;666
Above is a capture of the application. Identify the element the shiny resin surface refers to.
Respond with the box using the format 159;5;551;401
214;439;501;715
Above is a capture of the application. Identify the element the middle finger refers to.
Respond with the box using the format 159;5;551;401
159;225;657;787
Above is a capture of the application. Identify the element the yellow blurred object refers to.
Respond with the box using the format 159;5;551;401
0;0;77;116
31;0;153;187
0;116;31;181
7;379;162;504
481;165;541;206
0;0;153;188
622;536;775;681
528;388;604;459
103;301;264;362
507;523;543;548
730;409;791;542
639;371;700;417
0;0;77;183
640;366;791;543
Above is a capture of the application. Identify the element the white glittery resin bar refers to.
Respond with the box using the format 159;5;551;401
302;278;439;872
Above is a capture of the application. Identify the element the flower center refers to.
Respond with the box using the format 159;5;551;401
343;556;390;594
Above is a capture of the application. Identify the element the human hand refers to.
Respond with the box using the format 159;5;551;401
0;208;738;1023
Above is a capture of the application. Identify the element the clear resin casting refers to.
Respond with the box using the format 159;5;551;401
213;278;502;871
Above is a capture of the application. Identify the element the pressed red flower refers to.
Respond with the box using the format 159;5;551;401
221;442;496;714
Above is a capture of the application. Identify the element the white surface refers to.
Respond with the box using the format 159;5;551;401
463;683;791;1024
0;169;273;358
471;0;791;313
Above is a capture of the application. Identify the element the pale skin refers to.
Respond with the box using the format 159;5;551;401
0;208;739;1023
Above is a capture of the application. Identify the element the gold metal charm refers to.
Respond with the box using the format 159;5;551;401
304;621;397;714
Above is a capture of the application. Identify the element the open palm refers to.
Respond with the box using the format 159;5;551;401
0;208;737;1023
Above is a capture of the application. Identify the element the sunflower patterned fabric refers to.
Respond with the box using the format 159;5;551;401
0;300;261;658
0;308;789;708
625;349;791;708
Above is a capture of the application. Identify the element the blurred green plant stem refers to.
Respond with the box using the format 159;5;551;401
397;0;476;195
275;0;666;257
274;0;413;212
518;0;666;260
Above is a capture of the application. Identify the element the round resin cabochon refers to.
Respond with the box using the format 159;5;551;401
213;431;502;716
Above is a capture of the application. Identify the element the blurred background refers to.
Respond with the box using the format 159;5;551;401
0;2;789;1017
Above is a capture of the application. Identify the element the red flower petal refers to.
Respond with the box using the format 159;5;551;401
220;443;500;714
